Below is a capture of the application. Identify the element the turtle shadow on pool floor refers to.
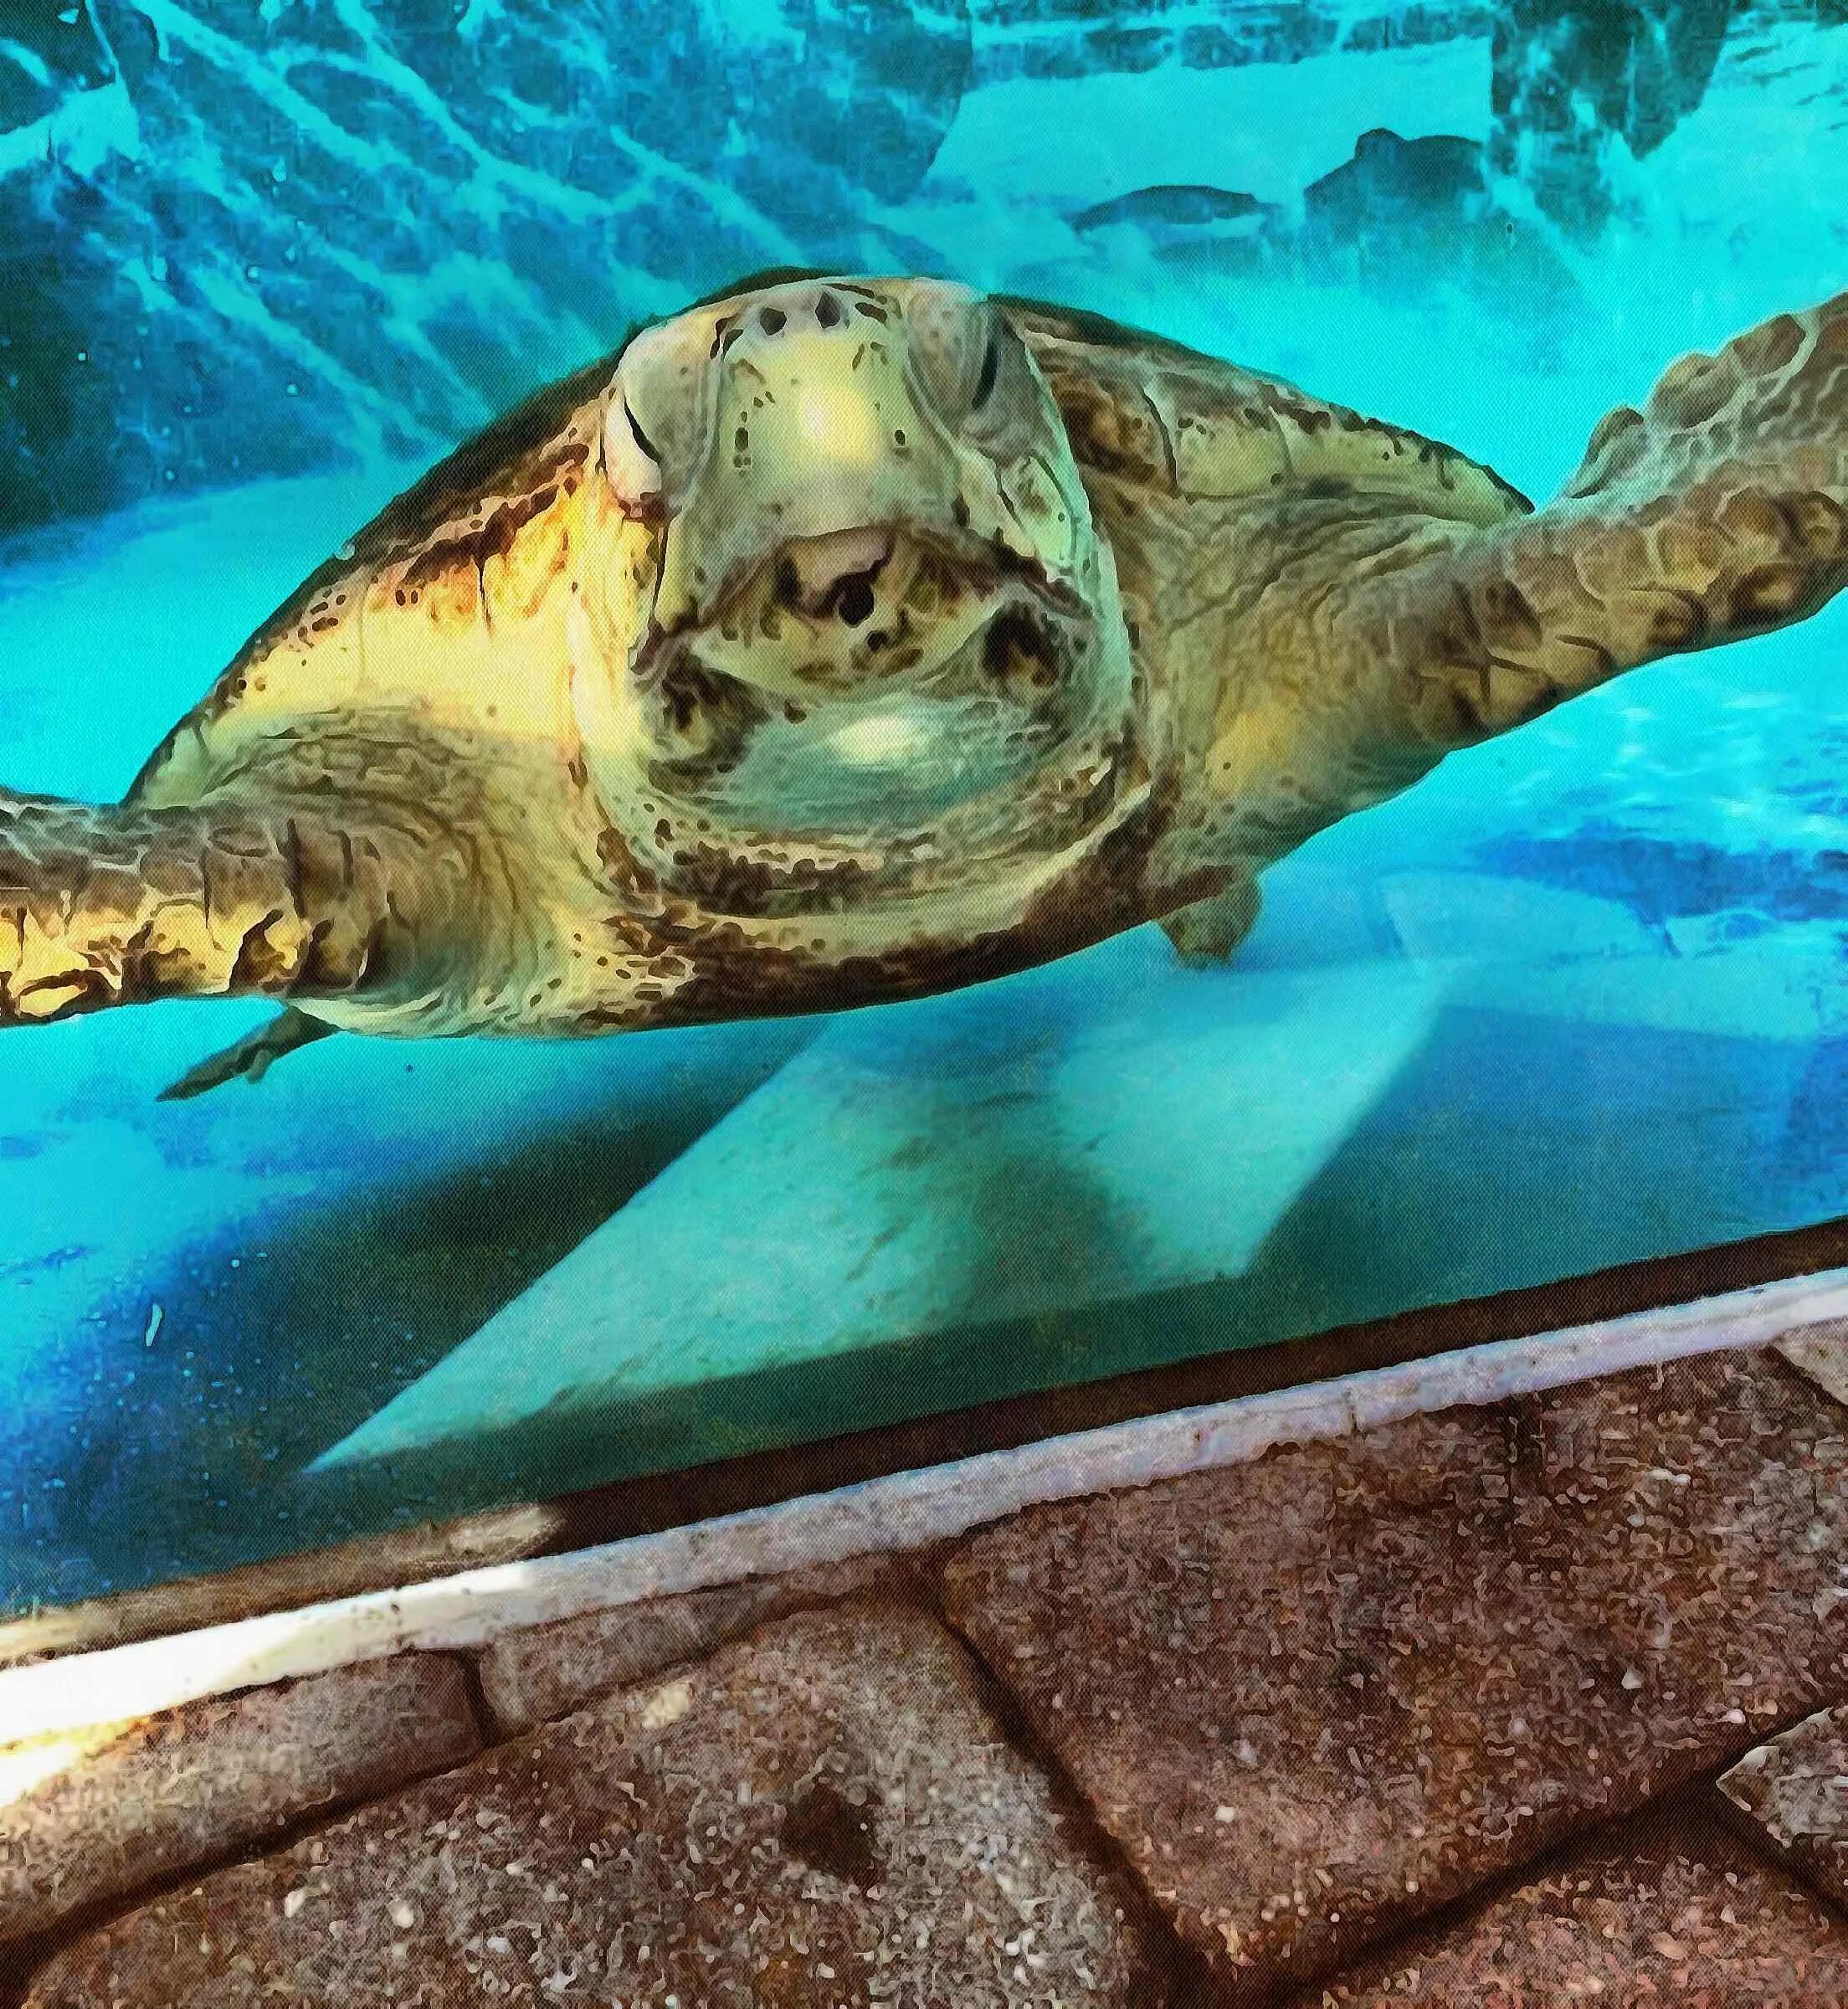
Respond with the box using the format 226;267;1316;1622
13;939;1848;1606
258;992;1848;1554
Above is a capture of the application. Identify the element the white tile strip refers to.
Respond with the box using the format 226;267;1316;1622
4;1268;1847;1747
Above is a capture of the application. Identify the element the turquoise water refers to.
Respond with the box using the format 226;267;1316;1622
2;3;1847;1607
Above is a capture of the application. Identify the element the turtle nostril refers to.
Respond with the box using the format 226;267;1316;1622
814;290;844;330
758;305;788;336
834;574;878;626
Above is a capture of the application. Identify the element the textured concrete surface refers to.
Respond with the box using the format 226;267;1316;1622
22;1604;1184;2007
1307;1817;1848;2006
474;1553;927;1735
1720;1703;1848;1910
945;1351;1848;1997
0;1655;478;1947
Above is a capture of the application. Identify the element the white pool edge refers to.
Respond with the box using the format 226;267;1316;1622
4;1267;1846;1746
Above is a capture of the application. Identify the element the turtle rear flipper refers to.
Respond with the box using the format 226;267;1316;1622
1160;880;1261;964
1363;291;1848;753
157;1008;336;1102
0;789;454;1028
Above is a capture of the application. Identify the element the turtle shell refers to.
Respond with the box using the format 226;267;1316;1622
128;346;628;810
1002;295;1532;527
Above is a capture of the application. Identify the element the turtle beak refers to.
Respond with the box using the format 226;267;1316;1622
774;526;897;621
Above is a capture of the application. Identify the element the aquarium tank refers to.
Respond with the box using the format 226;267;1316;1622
1;0;1845;1615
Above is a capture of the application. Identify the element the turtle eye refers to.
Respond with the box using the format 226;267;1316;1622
963;311;1024;434
624;399;661;462
971;329;1001;412
906;285;1010;426
603;385;665;511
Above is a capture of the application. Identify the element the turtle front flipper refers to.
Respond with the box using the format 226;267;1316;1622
157;1008;336;1102
0;789;458;1028
1358;290;1848;755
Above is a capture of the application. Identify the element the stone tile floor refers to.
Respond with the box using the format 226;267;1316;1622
1;1335;1844;2005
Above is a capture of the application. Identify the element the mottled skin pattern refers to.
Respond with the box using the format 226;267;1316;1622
1;275;1845;1082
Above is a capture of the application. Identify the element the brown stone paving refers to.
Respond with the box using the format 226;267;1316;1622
475;1553;929;1735
0;1655;478;1948
21;1603;1188;2008
1720;1704;1848;1911
943;1350;1848;2000
1305;1814;1848;2007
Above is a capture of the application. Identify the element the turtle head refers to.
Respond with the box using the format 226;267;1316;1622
570;275;1138;911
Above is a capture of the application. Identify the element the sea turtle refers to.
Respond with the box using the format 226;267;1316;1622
1;272;1844;1097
